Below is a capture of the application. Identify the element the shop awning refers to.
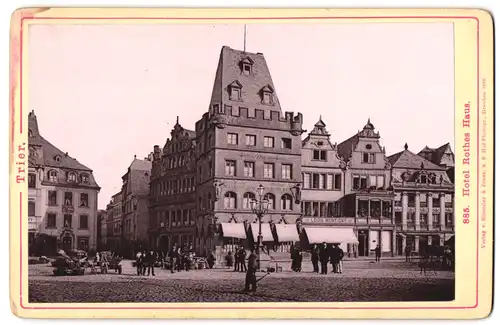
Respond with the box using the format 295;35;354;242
304;227;358;244
220;223;247;239
250;223;274;242
444;234;454;241
275;224;300;242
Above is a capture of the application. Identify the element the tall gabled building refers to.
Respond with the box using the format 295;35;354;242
27;110;100;255
149;119;197;253
336;119;395;257
194;46;305;259
120;156;152;257
299;117;360;255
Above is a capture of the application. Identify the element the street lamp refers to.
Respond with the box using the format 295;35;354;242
250;184;270;271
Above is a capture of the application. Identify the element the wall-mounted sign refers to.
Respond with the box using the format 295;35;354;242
302;217;354;224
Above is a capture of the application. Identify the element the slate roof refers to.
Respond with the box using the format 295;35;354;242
209;46;282;113
28;111;93;171
123;158;152;196
28;111;99;189
418;143;454;166
387;148;445;170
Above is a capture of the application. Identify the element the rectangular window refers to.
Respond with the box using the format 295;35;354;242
313;150;327;161
46;213;56;228
80;193;89;207
312;174;320;189
281;164;292;180
79;215;88;229
360;176;367;189
28;202;35;216
264;163;274;178
230;88;240;100
245;134;256;146
326;174;333;190
77;237;89;251
227;133;238;145
362;153;376;163
64;214;72;228
334;174;342;190
244;161;254;177
263;93;272;104
376;176;385;189
225;160;236;176
281;138;292;149
319;174;325;189
63;192;73;206
369;175;377;188
303;173;311;189
264;136;274;148
48;190;57;206
28;173;36;188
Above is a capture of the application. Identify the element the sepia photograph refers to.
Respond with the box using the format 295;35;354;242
25;21;457;304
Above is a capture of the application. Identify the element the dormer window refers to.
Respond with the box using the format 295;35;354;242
28;129;33;137
243;64;251;75
81;173;89;183
48;170;58;182
240;57;254;76
54;155;62;162
260;85;274;105
67;172;77;182
420;174;428;184
228;80;243;101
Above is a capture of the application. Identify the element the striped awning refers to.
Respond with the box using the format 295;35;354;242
275;224;300;242
250;223;274;242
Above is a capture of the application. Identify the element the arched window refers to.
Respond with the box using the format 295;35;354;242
48;170;58;182
67;172;76;182
80;173;89;183
281;194;293;211
224;192;237;209
242;192;256;209
264;193;275;210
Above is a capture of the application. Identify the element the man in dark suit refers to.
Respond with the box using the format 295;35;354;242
244;247;258;292
319;242;330;275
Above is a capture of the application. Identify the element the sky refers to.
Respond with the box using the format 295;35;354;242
28;23;455;209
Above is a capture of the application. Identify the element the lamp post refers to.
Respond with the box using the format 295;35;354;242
250;184;269;271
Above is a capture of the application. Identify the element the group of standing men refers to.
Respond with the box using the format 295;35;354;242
135;251;158;276
311;242;345;274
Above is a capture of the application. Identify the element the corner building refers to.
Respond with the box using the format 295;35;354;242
195;46;305;259
388;143;455;255
27;111;100;255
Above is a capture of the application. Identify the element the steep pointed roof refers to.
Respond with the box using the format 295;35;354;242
388;145;445;170
28;111;94;171
208;46;282;113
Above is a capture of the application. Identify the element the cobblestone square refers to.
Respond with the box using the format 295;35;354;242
29;260;454;303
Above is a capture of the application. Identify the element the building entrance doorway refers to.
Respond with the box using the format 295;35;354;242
358;230;368;256
396;235;404;256
62;236;73;252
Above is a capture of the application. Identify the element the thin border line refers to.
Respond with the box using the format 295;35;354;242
17;14;480;311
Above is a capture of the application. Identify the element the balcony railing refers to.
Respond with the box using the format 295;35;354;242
445;202;453;208
419;202;427;207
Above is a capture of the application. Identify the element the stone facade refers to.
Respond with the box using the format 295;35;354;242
388;143;455;255
149;119;197;254
105;191;122;251
193;46;305;260
120;156;152;257
27;111;100;256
